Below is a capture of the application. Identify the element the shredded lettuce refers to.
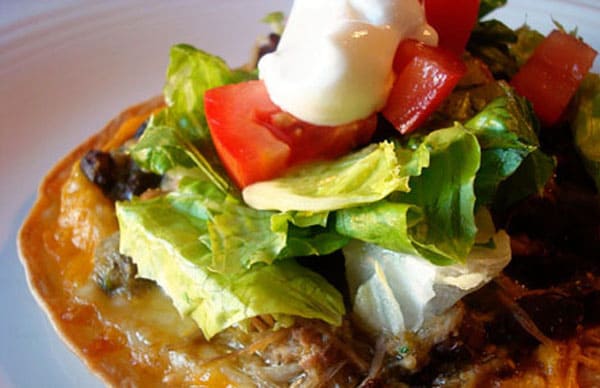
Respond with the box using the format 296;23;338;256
131;124;231;193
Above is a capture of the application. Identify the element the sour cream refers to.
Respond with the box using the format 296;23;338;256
258;0;438;126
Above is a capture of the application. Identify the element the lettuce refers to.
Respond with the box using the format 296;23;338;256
150;175;347;274
464;84;541;205
130;124;231;193
117;44;349;336
336;126;480;265
493;149;555;209
117;193;344;339
242;141;423;212
160;44;255;142
114;35;557;340
387;125;480;265
344;230;511;335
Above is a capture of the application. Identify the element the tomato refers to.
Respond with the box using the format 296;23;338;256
511;30;598;126
204;80;377;188
424;0;480;55
383;39;467;135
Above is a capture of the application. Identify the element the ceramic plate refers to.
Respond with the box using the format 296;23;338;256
0;1;597;386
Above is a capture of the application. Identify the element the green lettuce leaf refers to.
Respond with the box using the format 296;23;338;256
572;73;600;191
393;126;480;264
161;44;255;142
494;149;556;210
464;84;541;205
242;141;424;212
130;125;231;193
273;212;350;260
335;201;424;257
117;195;344;339
121;168;347;274
336;126;480;265
244;125;480;265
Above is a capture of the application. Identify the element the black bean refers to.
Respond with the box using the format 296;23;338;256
111;161;162;201
80;150;116;192
80;149;161;201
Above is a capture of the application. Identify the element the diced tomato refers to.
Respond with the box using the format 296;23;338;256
205;80;290;188
204;80;377;188
511;30;598;126
424;0;480;55
383;39;467;135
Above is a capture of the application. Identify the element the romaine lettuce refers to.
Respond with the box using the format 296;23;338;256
242;141;422;212
117;194;344;339
464;83;541;205
161;44;255;142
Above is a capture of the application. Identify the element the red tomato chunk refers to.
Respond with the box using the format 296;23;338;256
511;30;597;126
424;0;480;55
204;80;377;188
383;39;467;135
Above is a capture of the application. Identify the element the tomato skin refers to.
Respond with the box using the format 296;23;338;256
205;80;376;188
424;0;480;55
511;30;597;126
383;39;467;135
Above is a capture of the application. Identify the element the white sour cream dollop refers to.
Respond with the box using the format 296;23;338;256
258;0;438;126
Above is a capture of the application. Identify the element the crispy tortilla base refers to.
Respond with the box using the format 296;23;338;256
18;96;167;385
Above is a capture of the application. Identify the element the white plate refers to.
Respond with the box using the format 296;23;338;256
0;1;598;387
